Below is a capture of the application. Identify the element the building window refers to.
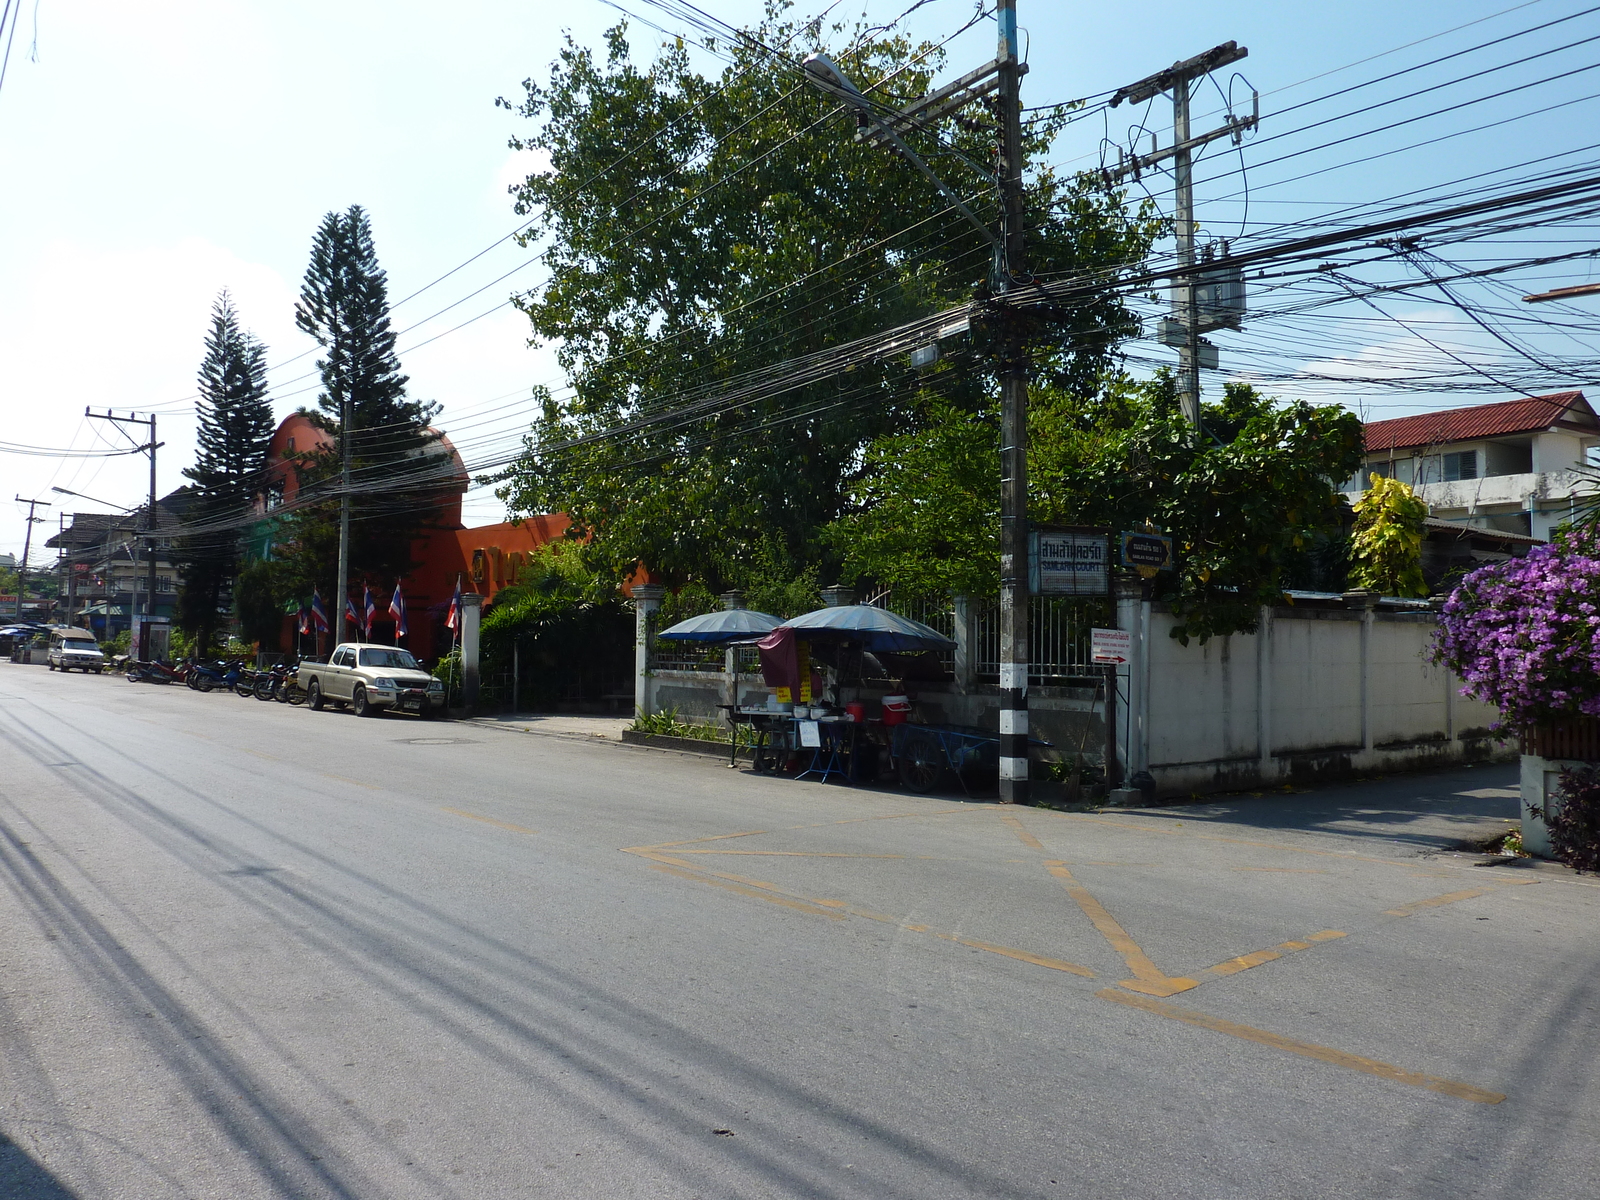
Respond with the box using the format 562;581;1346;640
157;576;175;593
266;480;285;510
1416;450;1478;484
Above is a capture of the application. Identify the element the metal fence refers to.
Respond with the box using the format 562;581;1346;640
650;642;763;674
864;589;956;674
974;595;1111;681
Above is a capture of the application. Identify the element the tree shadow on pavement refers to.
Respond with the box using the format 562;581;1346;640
0;1132;80;1200
1115;761;1521;854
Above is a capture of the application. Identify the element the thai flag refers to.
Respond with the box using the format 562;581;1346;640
389;582;407;638
297;607;311;636
346;596;361;636
363;585;376;636
445;578;462;632
311;589;329;633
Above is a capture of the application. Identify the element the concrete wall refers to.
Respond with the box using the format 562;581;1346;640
1138;602;1508;797
638;595;1510;800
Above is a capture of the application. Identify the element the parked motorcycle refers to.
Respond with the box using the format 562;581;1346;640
127;659;190;685
254;660;300;701
187;659;244;694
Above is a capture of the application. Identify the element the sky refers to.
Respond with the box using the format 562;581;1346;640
4;0;1598;569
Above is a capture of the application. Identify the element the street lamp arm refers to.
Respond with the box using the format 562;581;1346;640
802;54;1001;251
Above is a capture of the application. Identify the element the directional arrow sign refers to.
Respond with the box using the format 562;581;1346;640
1091;627;1131;665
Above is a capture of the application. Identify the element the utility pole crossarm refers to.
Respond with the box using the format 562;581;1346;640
1107;40;1253;441
1109;41;1247;108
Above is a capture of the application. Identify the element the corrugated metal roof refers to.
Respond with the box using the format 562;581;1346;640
1362;391;1593;451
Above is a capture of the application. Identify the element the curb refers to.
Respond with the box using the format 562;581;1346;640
619;729;748;760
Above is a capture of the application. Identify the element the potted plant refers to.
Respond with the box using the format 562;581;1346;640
1433;526;1600;860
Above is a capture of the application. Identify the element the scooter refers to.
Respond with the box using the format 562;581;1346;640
127;659;189;685
186;659;244;693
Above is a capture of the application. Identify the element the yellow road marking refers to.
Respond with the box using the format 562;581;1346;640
643;861;847;919
1044;861;1197;996
625;845;1096;977
932;933;1096;977
672;850;916;859
241;747;280;761
322;773;379;790
1202;930;1347;979
1096;988;1504;1104
441;807;537;835
999;811;1046;851
1385;887;1500;916
631;830;770;852
1207;949;1282;977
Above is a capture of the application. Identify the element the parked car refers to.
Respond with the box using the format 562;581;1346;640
47;628;106;673
297;643;445;717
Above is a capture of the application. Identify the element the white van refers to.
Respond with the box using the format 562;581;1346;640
47;628;106;673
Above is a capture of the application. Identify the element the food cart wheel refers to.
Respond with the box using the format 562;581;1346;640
897;729;945;794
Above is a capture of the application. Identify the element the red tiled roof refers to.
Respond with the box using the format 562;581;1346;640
1363;391;1593;451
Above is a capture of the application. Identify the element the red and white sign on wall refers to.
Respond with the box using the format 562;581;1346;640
1090;627;1131;665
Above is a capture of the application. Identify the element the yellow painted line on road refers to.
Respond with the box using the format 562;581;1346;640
322;773;379;790
671;850;916;859
627;830;770;852
624;845;1096;977
241;748;280;761
441;807;537;835
642;859;847;919
1096;988;1504;1104
1384;887;1506;917
1201;931;1345;979
999;811;1046;851
1044;861;1198;996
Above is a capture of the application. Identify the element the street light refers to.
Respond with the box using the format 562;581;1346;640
1523;283;1600;303
51;485;137;512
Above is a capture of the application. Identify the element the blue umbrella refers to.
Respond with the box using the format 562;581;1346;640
657;608;783;643
778;604;955;653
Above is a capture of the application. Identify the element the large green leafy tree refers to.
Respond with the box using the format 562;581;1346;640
175;291;276;657
274;206;444;604
495;12;1157;594
832;377;1365;643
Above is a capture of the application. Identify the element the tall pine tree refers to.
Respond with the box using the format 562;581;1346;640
286;205;443;592
175;291;275;656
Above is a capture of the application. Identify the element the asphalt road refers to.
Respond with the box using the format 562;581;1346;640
2;662;1597;1200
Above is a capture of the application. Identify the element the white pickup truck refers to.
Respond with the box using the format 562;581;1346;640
298;643;445;718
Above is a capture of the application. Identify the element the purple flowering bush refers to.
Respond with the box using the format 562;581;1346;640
1432;527;1600;726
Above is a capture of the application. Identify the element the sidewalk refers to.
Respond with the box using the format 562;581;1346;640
465;711;632;742
1115;760;1522;857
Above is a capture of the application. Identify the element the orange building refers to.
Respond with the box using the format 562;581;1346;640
259;413;570;661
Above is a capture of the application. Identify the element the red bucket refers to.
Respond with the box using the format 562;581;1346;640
881;695;911;726
845;701;866;723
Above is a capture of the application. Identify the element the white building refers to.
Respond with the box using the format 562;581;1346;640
1347;390;1600;541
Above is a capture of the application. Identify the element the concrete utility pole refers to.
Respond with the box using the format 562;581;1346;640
87;410;162;656
994;0;1030;805
337;389;353;645
802;0;1034;802
12;495;52;618
1110;43;1256;441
